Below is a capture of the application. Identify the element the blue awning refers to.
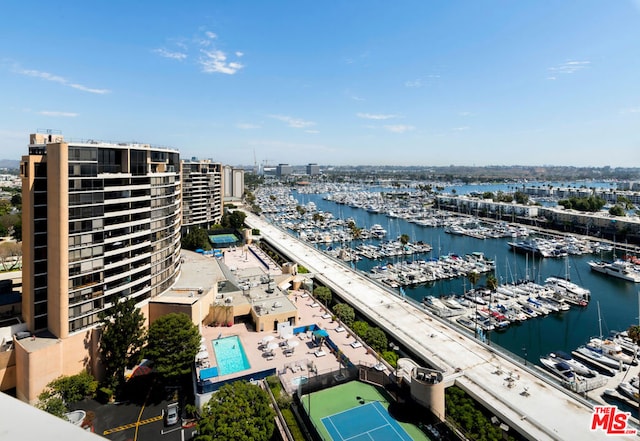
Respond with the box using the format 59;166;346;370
313;329;329;338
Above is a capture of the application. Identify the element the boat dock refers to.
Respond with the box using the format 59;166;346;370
246;211;638;441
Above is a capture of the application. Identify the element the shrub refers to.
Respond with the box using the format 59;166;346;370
97;387;114;404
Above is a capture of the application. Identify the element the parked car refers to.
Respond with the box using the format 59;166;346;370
164;402;179;426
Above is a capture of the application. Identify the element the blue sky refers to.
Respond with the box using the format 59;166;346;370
1;1;640;167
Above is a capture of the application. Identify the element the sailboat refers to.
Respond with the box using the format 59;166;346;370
585;302;635;366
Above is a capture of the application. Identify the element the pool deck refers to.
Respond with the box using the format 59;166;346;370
197;283;382;396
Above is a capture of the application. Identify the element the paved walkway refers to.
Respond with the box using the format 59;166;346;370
246;211;638;441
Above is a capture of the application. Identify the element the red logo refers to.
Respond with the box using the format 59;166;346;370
591;406;637;436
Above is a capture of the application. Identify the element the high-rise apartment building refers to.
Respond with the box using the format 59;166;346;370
222;165;245;202
21;132;182;338
15;132;183;402
181;159;223;230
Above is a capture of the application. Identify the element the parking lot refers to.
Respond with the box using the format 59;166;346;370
71;377;196;441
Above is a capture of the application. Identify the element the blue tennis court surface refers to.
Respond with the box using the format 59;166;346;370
321;401;413;441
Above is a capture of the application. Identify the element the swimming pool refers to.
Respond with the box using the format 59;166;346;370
212;335;251;376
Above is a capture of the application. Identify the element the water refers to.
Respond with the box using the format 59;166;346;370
291;188;639;365
212;335;251;375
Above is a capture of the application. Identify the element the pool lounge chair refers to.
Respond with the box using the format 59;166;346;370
350;341;363;348
314;350;326;357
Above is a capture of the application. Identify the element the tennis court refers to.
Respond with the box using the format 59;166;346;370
322;401;413;441
301;381;429;441
208;233;239;245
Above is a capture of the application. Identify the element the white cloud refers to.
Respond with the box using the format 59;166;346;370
269;114;316;129
199;50;244;74
236;123;261;130
38;110;78;117
620;107;640;114
384;125;415;133
14;67;110;94
155;29;244;74
453;126;470;131
305;130;320;134
153;48;187;60
458;111;473;116
69;84;110;94
357;113;398;120
548;60;590;76
405;79;422;88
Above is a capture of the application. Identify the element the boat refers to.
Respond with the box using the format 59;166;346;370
618;382;640;403
610;331;639;356
574;345;621;370
539;356;577;382
442;296;465;310
423;295;448;311
588;260;640;283
586;302;636;365
456;316;477;332
547;351;597;377
587;338;636;365
544;276;590;305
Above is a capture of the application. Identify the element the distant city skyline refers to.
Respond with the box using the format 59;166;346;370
1;1;639;167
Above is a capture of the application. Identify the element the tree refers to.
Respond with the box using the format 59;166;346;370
313;286;332;306
99;297;147;390
399;234;410;245
223;210;247;229
351;320;369;337
381;350;398;368
485;273;498;293
364;327;388;353
37;372;98;418
0;241;21;270
145;313;201;382
196;380;275;441
514;191;529;205
609;205;626;217
182;227;212;251
332;303;355;326
481;191;494;200
467;271;480;291
467;271;481;339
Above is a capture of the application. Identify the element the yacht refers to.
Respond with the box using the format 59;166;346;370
539;356;577;382
422;295;448;311
574;345;621;370
547;351;597;377
442;296;465;310
588;260;640;283
586;338;636;365
618;382;640;403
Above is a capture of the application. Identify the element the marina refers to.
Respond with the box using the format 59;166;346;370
246;210;638;440
256;183;640;374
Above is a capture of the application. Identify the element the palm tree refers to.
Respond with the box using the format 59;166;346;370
467;271;481;339
485;274;499;346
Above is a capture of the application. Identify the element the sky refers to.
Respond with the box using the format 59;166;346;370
1;1;640;167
